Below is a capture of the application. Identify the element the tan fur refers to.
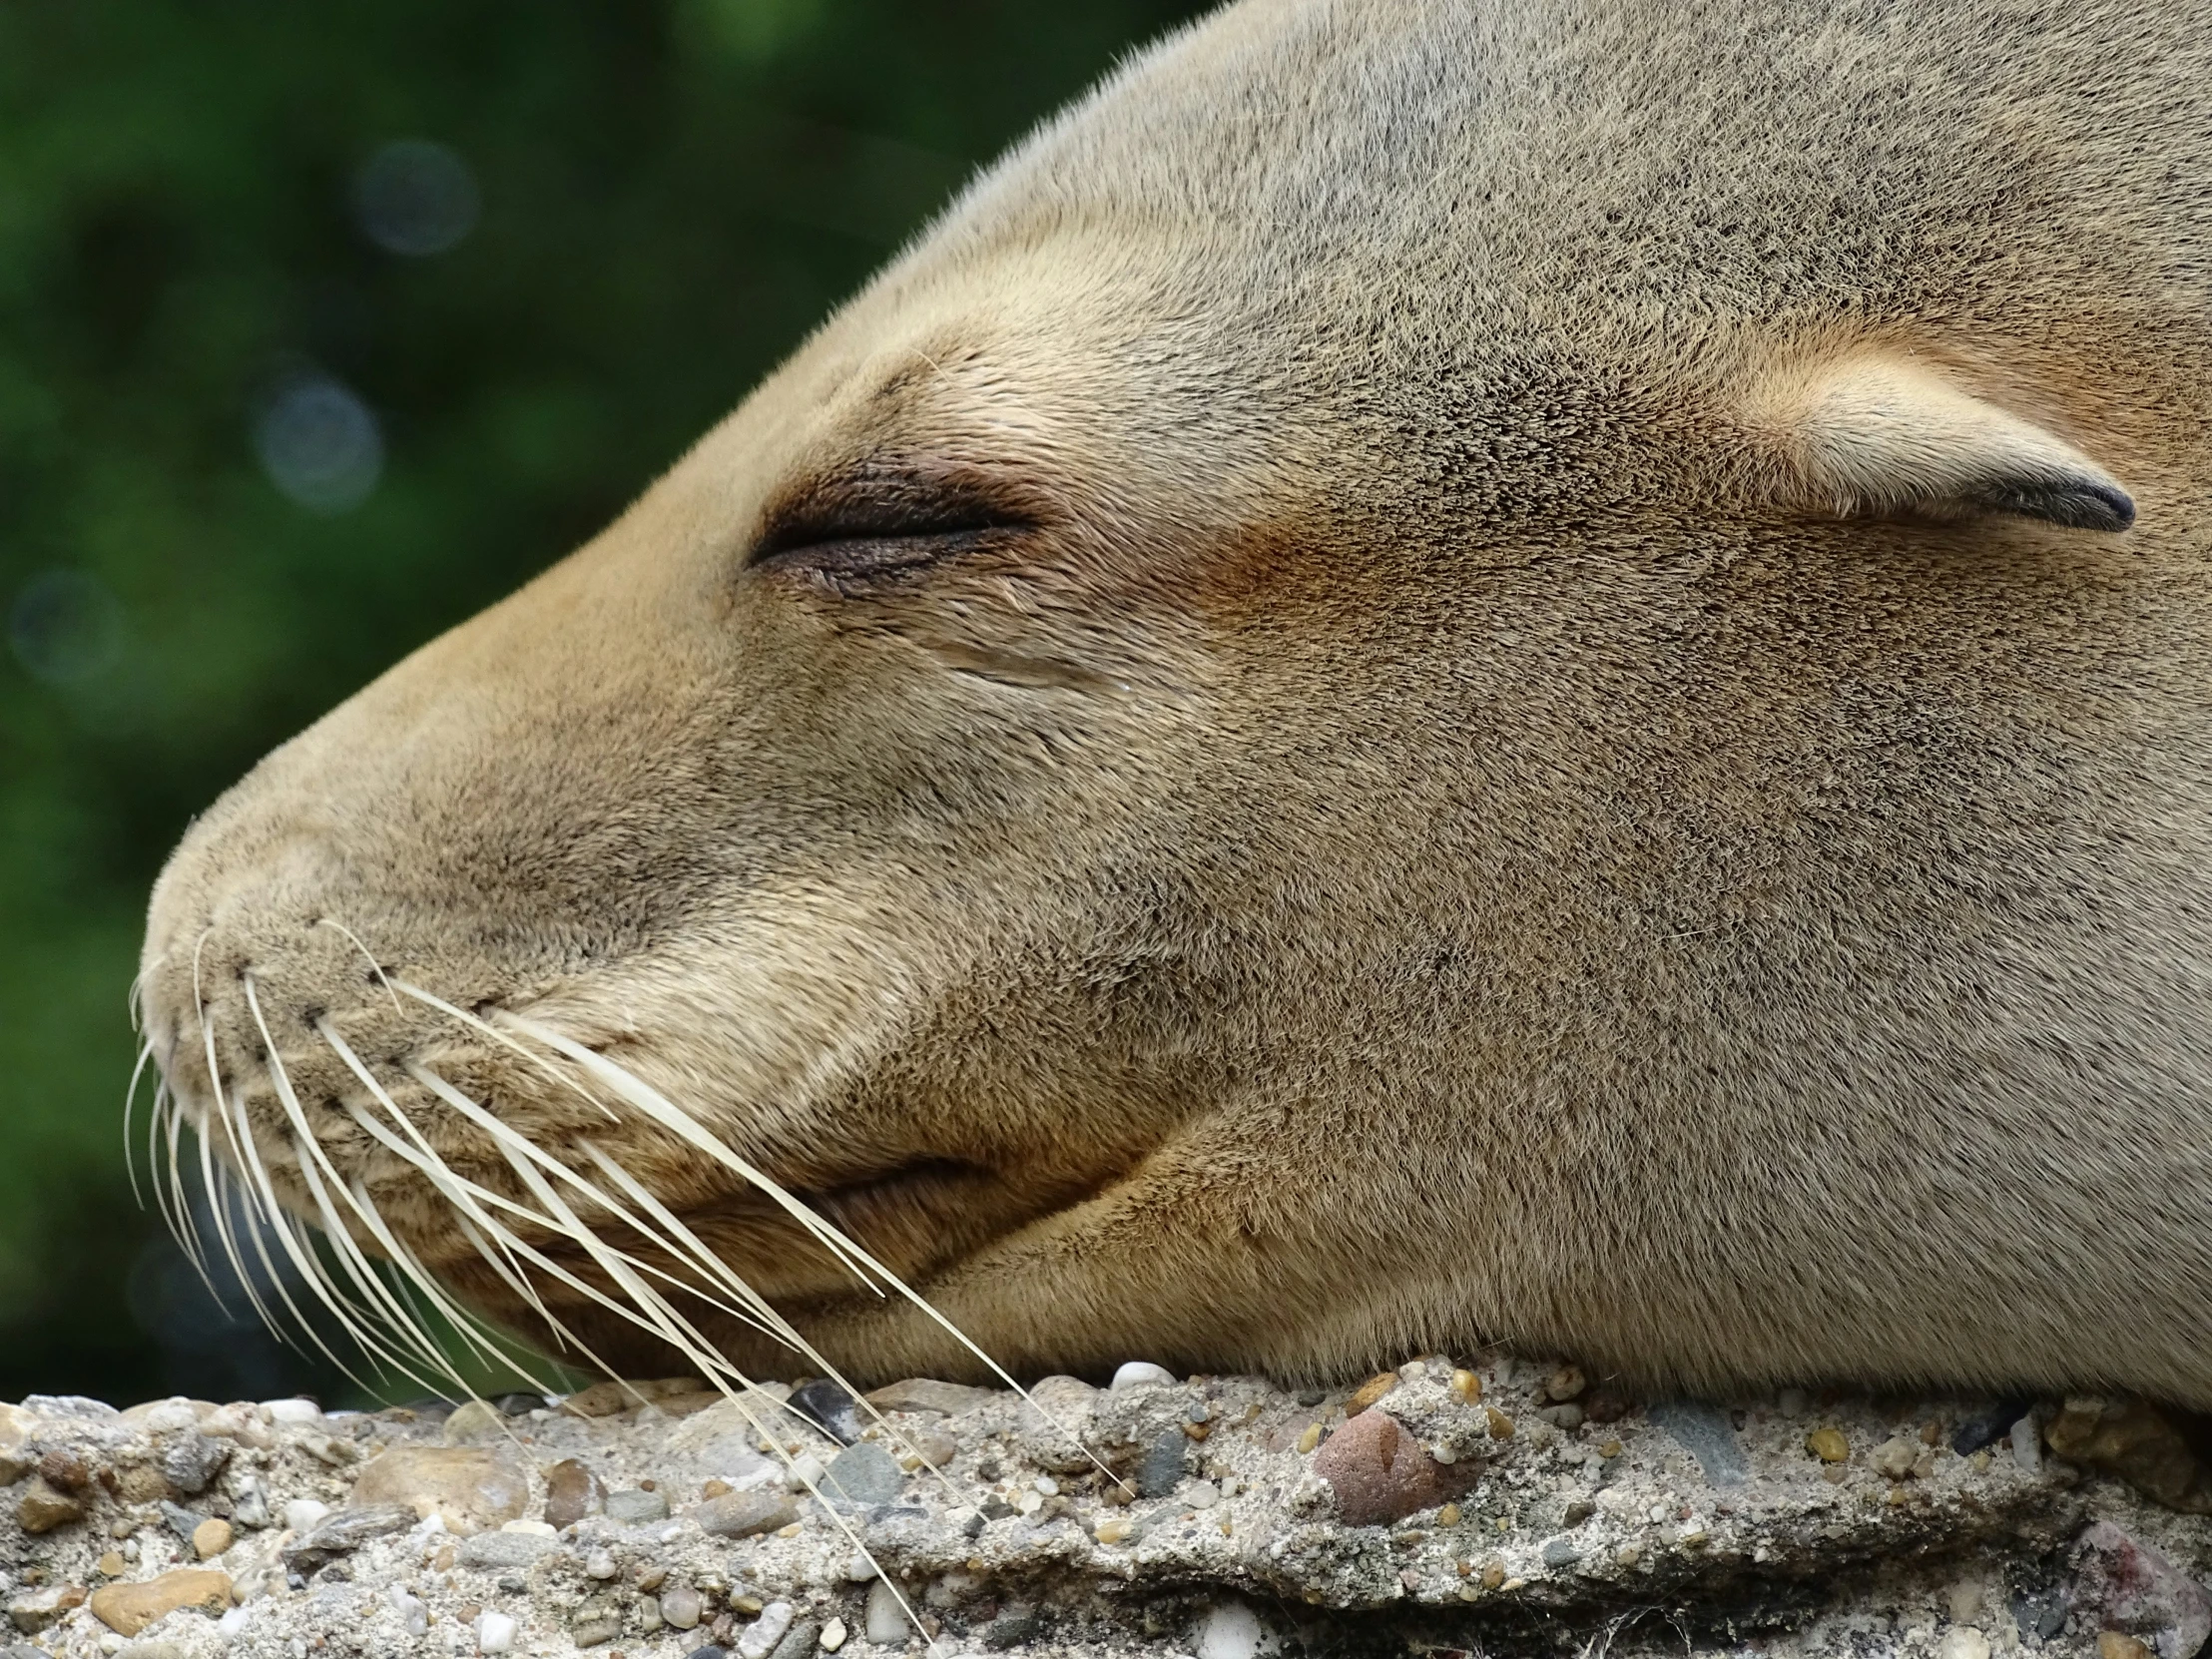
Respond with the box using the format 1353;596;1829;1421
139;0;2212;1402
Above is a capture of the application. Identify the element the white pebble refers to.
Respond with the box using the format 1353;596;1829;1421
498;1519;556;1537
218;1605;252;1638
787;1452;826;1491
474;1609;516;1653
261;1397;322;1424
1032;1476;1059;1496
820;1615;848;1652
390;1587;428;1638
100;1636;121;1656
737;1600;796;1659
864;1578;908;1644
842;1552;877;1582
2009;1413;2042;1473
1186;1482;1221;1509
1399;1360;1427;1380
1111;1361;1178;1390
282;1499;331;1534
584;1551;617;1579
659;1523;685;1542
1195;1598;1268;1659
1937;1630;1990;1659
1017;1490;1044;1515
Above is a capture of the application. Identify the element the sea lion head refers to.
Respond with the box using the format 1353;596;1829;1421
139;0;2209;1397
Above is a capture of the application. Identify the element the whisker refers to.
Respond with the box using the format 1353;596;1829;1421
313;917;404;1018
388;979;616;1123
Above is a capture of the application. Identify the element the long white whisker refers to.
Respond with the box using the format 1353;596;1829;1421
388;979;616;1123
313;917;404;1018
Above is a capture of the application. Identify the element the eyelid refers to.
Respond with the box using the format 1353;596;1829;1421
749;464;1042;566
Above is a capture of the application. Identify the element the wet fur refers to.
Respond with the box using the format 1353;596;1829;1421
141;0;2212;1401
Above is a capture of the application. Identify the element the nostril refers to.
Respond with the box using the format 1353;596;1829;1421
300;1006;326;1028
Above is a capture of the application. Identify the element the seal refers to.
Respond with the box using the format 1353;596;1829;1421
137;0;2212;1405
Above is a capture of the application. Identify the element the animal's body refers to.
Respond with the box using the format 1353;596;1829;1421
140;0;2212;1403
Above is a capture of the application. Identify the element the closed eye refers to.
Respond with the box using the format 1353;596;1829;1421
749;461;1042;581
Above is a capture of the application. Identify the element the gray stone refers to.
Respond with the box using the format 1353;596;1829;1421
456;1529;560;1569
864;1379;997;1416
282;1503;418;1575
767;1617;822;1659
158;1499;207;1540
1648;1400;1748;1486
788;1381;860;1444
156;1431;229;1497
695;1489;799;1538
1135;1427;1188;1498
1541;1535;1582;1568
543;1457;605;1529
822;1442;903;1508
604;1486;670;1524
2071;1520;2211;1659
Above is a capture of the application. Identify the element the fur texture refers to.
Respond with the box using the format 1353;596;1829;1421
140;0;2212;1401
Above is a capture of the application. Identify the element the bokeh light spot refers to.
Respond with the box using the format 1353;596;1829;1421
254;371;384;514
352;139;481;257
9;569;125;687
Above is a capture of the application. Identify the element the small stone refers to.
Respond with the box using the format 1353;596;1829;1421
1480;1556;1506;1589
2072;1519;2212;1659
475;1608;517;1653
1137;1427;1189;1497
1805;1427;1850;1463
543;1458;606;1528
2010;1413;2043;1473
18;1478;84;1533
863;1579;907;1645
1650;1400;1748;1486
7;1583;87;1634
737;1600;795;1659
157;1432;230;1497
2100;1638;2155;1659
192;1517;233;1559
559;1378;702;1416
767;1617;820;1659
456;1529;559;1569
862;1380;997;1416
821;1615;849;1651
1448;1369;1482;1403
1348;1372;1399;1414
1094;1514;1133;1544
391;1586;429;1638
1544;1366;1587;1402
1295;1423;1323;1455
1563;1498;1595;1526
1536;1403;1584;1429
788;1381;861;1444
1937;1630;1991;1659
88;1569;232;1638
1540;1535;1581;1568
98;1551;126;1577
229;1472;272;1530
442;1400;505;1444
37;1447;90;1489
1186;1481;1221;1508
584;1550;618;1579
1110;1362;1178;1390
1871;1436;1918;1480
283;1504;418;1575
1437;1502;1461;1526
662;1584;705;1629
1195;1599;1265;1659
1485;1407;1514;1440
696;1489;800;1538
605;1487;671;1524
262;1397;321;1423
903;1428;958;1470
1313;1408;1477;1526
1016;1375;1098;1472
350;1445;528;1535
821;1442;902;1508
1776;1387;1809;1417
2045;1397;2212;1510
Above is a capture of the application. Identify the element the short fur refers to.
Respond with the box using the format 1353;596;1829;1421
140;0;2212;1401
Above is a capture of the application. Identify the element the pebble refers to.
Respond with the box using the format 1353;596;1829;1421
1348;1372;1399;1414
230;1472;272;1529
862;1380;996;1416
821;1616;848;1652
1313;1407;1476;1526
261;1398;321;1424
1776;1387;1809;1417
191;1517;233;1559
1937;1630;1991;1659
2072;1519;2212;1659
1111;1363;1178;1390
788;1381;861;1444
1540;1535;1581;1567
442;1400;504;1444
390;1586;429;1638
822;1442;903;1507
863;1578;907;1644
1137;1427;1188;1497
737;1599;795;1658
283;1503;418;1575
1871;1436;1918;1480
1805;1428;1850;1463
282;1498;330;1534
158;1432;231;1496
1649;1399;1748;1486
1544;1366;1587;1401
350;1445;529;1534
474;1608;516;1653
604;1487;671;1524
785;1453;826;1491
1485;1407;1515;1440
696;1489;800;1538
87;1569;232;1638
2009;1413;2042;1473
2100;1637;2155;1659
662;1584;705;1629
17;1480;83;1534
456;1529;559;1569
543;1458;606;1528
1195;1599;1264;1659
1449;1370;1482;1403
1186;1482;1220;1508
1016;1375;1099;1472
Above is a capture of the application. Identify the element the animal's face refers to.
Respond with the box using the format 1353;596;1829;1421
137;0;2172;1390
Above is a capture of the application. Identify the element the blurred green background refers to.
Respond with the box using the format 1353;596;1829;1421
0;0;1205;1406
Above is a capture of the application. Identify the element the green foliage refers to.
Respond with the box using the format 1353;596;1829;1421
0;0;1203;1402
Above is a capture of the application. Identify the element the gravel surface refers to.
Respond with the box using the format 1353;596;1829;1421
0;1354;2206;1658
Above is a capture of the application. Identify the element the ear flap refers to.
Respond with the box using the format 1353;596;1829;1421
1753;357;2135;532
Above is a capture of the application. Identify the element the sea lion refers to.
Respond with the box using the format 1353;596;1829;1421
137;0;2212;1405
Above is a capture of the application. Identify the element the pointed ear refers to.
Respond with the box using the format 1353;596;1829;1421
1749;357;2135;532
